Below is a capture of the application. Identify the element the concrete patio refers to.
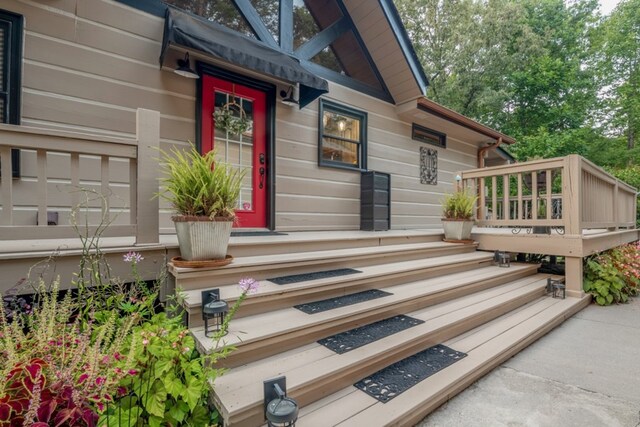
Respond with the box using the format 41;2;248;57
419;296;640;427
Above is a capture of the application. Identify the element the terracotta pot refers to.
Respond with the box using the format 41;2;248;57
173;216;233;261
442;219;474;241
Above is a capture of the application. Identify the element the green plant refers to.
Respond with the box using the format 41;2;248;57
213;101;251;136
584;242;640;305
102;278;259;426
0;282;138;426
159;145;245;219
442;188;478;220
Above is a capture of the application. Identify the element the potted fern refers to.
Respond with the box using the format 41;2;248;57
441;188;478;241
159;145;244;261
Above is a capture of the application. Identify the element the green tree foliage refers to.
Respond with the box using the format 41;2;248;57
397;0;638;169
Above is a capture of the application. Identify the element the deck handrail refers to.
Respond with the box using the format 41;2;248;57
459;154;638;234
0;108;160;244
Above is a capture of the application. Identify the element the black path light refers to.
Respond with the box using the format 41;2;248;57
547;277;566;299
264;376;299;427
494;251;511;268
201;289;228;338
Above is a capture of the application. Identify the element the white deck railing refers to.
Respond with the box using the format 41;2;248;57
0;109;160;244
460;155;638;235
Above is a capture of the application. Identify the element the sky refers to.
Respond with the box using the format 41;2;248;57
598;0;621;15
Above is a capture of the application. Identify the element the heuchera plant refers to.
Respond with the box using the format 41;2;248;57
0;284;139;426
584;241;640;305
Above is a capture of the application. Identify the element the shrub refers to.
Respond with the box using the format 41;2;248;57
584;241;640;305
442;188;478;220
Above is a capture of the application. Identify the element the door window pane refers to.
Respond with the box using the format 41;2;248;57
213;90;255;211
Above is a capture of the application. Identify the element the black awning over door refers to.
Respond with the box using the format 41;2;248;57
160;6;328;108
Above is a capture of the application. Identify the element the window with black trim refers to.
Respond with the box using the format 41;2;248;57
0;10;22;178
412;123;446;149
319;99;367;171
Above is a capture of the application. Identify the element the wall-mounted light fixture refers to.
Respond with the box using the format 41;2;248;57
280;85;299;107
174;52;199;79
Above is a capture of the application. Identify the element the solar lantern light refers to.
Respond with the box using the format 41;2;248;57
547;277;566;299
264;376;298;427
494;251;511;268
201;289;228;338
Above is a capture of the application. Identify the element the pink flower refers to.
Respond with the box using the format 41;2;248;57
238;277;260;295
127;369;138;376
182;347;190;354
142;339;149;346
113;352;124;361
123;251;144;264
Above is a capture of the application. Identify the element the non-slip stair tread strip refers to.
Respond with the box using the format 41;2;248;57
318;315;424;354
215;277;551;396
171;241;475;274
269;268;362;285
294;289;392;314
296;297;587;427
213;277;550;413
354;344;467;403
336;297;589;427
182;252;504;307
194;271;549;352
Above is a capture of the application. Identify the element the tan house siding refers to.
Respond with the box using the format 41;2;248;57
4;0;479;232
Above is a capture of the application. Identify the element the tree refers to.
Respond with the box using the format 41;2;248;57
599;0;640;153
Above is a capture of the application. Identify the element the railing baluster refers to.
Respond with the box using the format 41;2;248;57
70;153;80;209
492;176;497;221
479;177;486;221
502;175;509;220
130;158;137;226
531;171;538;221
101;155;110;217
1;146;13;225
517;173;523;220
546;169;552;220
37;149;47;227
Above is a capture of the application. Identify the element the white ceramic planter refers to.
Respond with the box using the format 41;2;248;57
173;217;233;261
442;219;474;241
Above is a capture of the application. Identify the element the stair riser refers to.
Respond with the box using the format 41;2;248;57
177;245;477;290
224;286;547;427
209;267;540;369
186;259;496;326
390;297;591;427
229;234;444;257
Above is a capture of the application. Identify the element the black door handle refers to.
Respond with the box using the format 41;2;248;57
259;153;265;165
259;166;265;189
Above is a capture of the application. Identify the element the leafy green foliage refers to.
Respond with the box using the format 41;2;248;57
442;188;478;220
584;241;640;305
159;145;245;219
0;283;138;425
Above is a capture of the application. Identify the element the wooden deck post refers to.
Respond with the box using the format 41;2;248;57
562;155;582;236
565;256;584;298
135;108;160;245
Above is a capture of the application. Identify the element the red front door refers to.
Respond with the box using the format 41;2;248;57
201;75;268;228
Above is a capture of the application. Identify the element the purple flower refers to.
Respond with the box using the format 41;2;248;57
123;251;144;264
238;277;259;295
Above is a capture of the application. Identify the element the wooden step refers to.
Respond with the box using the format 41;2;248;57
295;295;590;427
183;251;497;324
226;230;445;257
210;274;553;426
170;241;477;290
192;263;539;365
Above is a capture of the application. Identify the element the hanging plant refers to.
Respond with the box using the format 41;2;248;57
214;97;252;135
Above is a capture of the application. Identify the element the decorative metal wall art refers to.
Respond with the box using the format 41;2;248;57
420;147;438;185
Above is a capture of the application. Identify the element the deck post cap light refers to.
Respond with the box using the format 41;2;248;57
174;52;199;79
